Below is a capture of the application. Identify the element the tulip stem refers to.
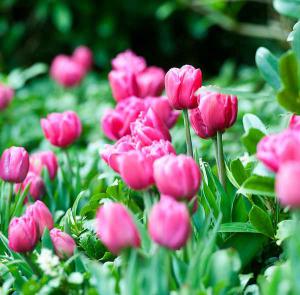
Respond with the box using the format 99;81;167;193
63;149;73;177
217;132;226;191
23;253;40;277
4;183;13;233
183;109;193;158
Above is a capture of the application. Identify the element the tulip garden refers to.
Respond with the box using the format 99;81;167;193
0;1;300;294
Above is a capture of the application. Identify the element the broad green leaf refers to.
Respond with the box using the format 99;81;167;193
219;222;259;233
255;47;281;90
41;228;54;251
230;158;248;187
274;0;300;19
243;113;267;134
239;175;275;197
249;205;274;238
241;128;265;155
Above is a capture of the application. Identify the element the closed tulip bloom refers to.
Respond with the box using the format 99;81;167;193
165;65;202;110
41;111;82;148
190;92;238;139
50;228;76;259
0;146;29;183
8;215;38;252
140;139;176;162
148;197;191;250
96;202;141;254
50;55;85;87
72;46;93;72
108;70;139;102
276;162;300;207
112;50;146;73
15;172;45;201
131;109;171;146
0;84;14;111
29;151;58;180
136;66;165;98
26;200;54;237
289;114;300;130
154;154;201;199
257;130;300;173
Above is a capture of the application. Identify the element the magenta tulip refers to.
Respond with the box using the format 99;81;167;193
112;50;146;73
50;228;76;259
289;114;300;131
148;197;191;250
72;46;93;72
140;139;176;162
0;146;29;183
96;202;141;254
165;65;202;110
29;151;58;180
26;200;54;237
153;154;201;199
8;215;38;252
0;84;14;111
41;111;82;148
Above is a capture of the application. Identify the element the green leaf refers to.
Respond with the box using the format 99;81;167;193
219;222;259;233
255;47;281;90
275;220;295;245
239;175;275;197
241;128;265;155
243;113;267;134
249;205;274;238
41;228;54;251
292;21;300;61
230;158;248;187
52;2;72;33
274;0;300;19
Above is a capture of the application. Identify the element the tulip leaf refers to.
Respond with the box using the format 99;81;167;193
273;0;300;19
238;175;275;197
241;128;265;155
219;222;259;233
41;228;54;251
229;159;248;187
292;21;300;61
243;113;267;134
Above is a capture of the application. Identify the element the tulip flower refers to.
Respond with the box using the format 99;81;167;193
276;162;300;207
41;111;82;148
112;50;146;73
0;146;29;183
0;84;14;111
72;46;93;72
140;139;176;162
153;154;201;199
8;215;38;252
50;228;76;259
29;151;58;180
96;202;141;254
26;201;54;238
257;130;300;173
148;197;191;250
50;55;85;87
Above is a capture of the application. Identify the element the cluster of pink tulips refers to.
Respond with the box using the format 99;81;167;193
258;115;300;207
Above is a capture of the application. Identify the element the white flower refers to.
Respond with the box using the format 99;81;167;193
36;248;60;276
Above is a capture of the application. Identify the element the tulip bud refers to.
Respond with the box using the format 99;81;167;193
26;200;54;237
112;50;146;73
72;46;93;72
15;172;45;201
153;154;201;199
257;130;300;173
131;108;171;146
0;84;14;111
8;215;38;252
136;66;165;98
29;151;58;180
96;202;141;254
50;228;76;259
276;162;300;207
41;111;82;148
165;65;202;110
148;197;191;250
190;92;238;139
50;55;85;87
0;146;29;183
289;114;300;130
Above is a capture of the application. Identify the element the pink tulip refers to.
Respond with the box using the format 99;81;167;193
8;215;38;252
112;50;146;73
15;172;45;201
101;96;146;140
131;108;171;146
50;228;76;259
41;111;82;148
72;46;93;72
289;114;300;130
101;136;136;172
0;84;14;111
0;146;29;183
108;70;139;102
148;197;191;250
276;162;300;207
26;200;54;237
136;66;165;98
50;55;85;87
257;130;300;173
29;151;58;180
153;154;201;199
96;202;140;254
165;65;202;110
189;92;238;139
140;139;176;162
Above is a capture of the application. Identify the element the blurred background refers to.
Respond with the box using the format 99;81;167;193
0;0;292;75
